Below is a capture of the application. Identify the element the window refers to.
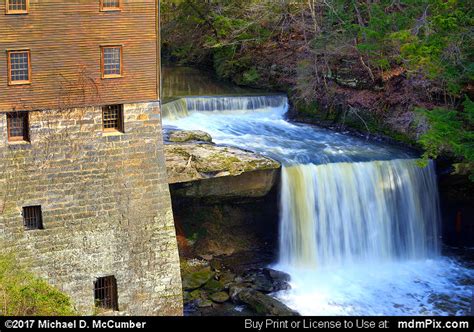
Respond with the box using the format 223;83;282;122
100;0;121;11
23;206;43;230
7;112;29;142
102;105;124;132
94;276;119;311
6;0;29;14
101;46;122;78
7;50;31;85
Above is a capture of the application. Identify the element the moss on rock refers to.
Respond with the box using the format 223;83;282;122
165;140;280;184
168;130;213;143
210;292;230;304
182;268;215;291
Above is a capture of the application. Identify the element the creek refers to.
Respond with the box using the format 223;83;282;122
163;66;473;316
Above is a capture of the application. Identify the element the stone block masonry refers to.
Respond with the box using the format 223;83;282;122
0;102;183;315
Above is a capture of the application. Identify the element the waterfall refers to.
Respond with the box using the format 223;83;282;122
162;95;288;120
162;98;189;120
279;159;441;269
163;64;472;314
185;95;287;112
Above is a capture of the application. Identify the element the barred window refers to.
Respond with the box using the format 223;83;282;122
6;0;29;14
8;50;31;84
101;46;122;78
102;105;124;132
7;112;29;142
100;0;121;11
23;206;43;230
94;276;119;311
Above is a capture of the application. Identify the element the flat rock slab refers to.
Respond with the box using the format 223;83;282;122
165;143;280;184
165;130;281;199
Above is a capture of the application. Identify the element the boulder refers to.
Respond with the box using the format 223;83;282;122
265;268;291;283
204;279;225;293
229;284;252;303
210;292;230;304
218;271;237;289
234;288;299;316
167;130;213;143
184;289;203;303
243;270;274;293
182;268;215;291
242;268;291;293
210;259;223;272
197;299;213;308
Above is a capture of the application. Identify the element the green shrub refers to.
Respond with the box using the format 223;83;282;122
241;67;260;85
0;255;75;316
418;97;474;180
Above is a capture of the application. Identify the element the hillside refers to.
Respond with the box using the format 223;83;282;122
161;0;473;180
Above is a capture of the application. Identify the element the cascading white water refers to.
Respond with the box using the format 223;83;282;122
185;95;288;112
162;98;189;120
162;95;288;120
274;160;474;316
279;160;440;269
163;90;473;316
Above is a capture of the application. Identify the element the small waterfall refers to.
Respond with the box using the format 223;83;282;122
279;159;440;269
162;98;189;120
185;95;287;112
162;95;288;120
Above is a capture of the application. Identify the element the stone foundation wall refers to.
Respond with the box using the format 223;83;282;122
0;102;183;315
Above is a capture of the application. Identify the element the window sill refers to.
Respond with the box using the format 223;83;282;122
8;81;31;86
101;75;123;80
8;140;30;145
6;11;29;15
100;9;122;12
103;130;124;137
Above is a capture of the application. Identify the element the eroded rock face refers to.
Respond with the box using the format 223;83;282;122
164;129;281;200
171;169;279;200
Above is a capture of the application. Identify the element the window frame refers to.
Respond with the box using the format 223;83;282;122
6;111;29;142
22;206;43;230
7;49;32;86
94;276;119;311
5;0;29;15
102;104;124;133
100;46;123;79
99;0;122;12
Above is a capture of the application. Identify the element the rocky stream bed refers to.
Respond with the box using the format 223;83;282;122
181;257;298;316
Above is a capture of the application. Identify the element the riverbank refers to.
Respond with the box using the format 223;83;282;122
161;0;473;184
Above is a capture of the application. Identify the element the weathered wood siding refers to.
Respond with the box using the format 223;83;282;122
0;0;159;111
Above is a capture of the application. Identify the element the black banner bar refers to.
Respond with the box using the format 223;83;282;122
0;316;472;331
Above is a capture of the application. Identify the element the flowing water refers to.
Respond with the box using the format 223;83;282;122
279;160;440;269
162;73;473;316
